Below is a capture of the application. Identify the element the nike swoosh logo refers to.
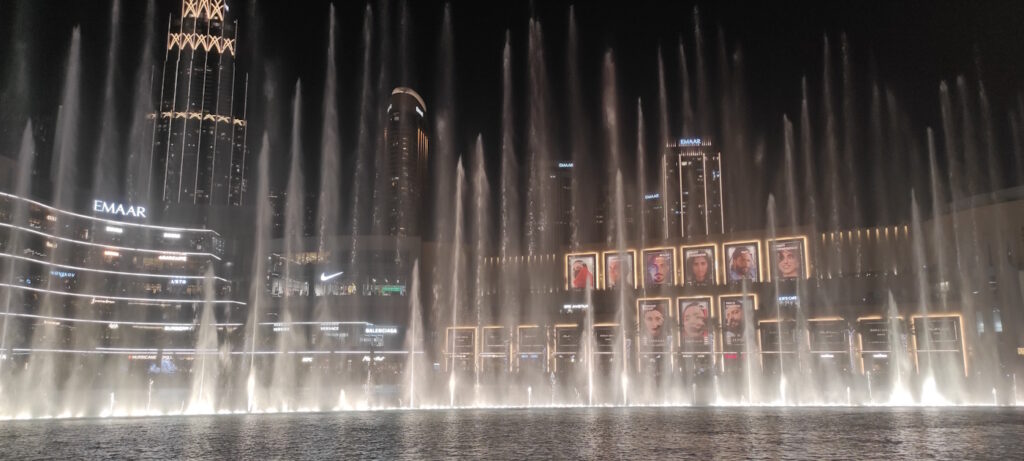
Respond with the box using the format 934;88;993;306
320;271;344;281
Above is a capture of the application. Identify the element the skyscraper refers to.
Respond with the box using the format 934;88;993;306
664;138;723;238
150;0;248;209
383;87;428;236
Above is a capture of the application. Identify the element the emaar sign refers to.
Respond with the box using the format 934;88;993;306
93;200;147;219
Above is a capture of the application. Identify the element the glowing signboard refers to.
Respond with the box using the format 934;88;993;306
93;200;147;219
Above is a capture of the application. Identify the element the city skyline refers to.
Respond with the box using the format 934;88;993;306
2;1;1024;236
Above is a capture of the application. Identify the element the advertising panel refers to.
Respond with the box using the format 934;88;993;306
768;237;808;280
594;324;620;353
723;241;760;282
517;326;546;354
718;295;756;352
637;298;670;352
642;247;677;287
678;296;712;352
759;320;798;352
682;245;717;286
565;253;598;290
555;326;581;353
603;251;636;289
809;320;847;352
483;327;509;354
913;316;963;352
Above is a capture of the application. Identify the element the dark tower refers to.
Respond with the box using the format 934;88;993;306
383;87;428;236
664;138;723;239
150;0;248;210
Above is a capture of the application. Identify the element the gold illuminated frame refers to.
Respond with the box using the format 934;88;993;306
635;297;672;350
910;313;968;378
552;323;580;373
716;293;758;371
680;243;720;285
806;316;846;353
721;239;763;283
855;314;906;375
564;252;599;290
515;324;545;373
765;235;812;281
640;246;679;288
600;249;638;289
676;295;715;354
443;326;478;373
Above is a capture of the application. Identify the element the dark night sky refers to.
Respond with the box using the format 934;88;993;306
2;0;1024;229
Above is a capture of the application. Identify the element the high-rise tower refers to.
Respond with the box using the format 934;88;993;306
150;0;248;209
383;87;428;236
664;138;724;238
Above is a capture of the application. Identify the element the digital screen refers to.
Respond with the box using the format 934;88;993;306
518;327;545;354
483;328;508;352
678;297;712;351
642;248;676;286
594;326;619;352
759;320;797;352
604;252;635;289
809;320;847;352
637;299;670;352
557;328;581;352
683;246;716;286
566;254;597;290
770;238;806;280
913;317;961;351
449;329;475;355
724;243;759;282
719;296;753;351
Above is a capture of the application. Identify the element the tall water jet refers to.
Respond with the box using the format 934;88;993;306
271;82;306;412
525;18;553;256
125;0;156;204
497;31;523;361
447;157;466;407
567;9;587;248
187;267;221;414
0;122;36;414
678;38;695;137
370;0;393;236
471;136;489;401
348;6;374;269
92;0;124;198
403;260;423;408
21;27;82;418
885;292;914;404
312;4;341;409
243;133;272;413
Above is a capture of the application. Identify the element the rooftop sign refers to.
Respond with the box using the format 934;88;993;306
93;200;146;219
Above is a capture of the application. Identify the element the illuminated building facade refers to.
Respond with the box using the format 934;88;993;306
0;192;244;369
663;138;724;239
383;87;428;236
150;0;248;209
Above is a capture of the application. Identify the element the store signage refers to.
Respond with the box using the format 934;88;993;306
679;138;702;146
93;200;146;218
366;327;398;335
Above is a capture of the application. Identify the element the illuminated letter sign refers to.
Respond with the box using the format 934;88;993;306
93;200;147;219
679;138;702;146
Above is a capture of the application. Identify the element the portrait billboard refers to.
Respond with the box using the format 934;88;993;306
718;295;756;352
565;253;597;290
682;245;717;286
637;298;670;352
723;241;760;283
769;237;808;280
603;251;636;289
678;297;712;352
642;247;677;287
